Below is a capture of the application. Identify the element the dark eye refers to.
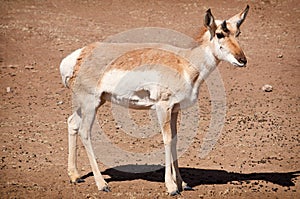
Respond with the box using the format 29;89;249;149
216;33;225;39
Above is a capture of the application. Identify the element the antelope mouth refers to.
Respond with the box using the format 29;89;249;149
232;61;247;67
233;57;247;67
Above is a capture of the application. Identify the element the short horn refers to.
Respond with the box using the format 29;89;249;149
221;20;229;32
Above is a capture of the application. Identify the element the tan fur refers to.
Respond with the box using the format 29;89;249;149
225;23;238;36
68;43;98;88
195;27;208;44
226;37;241;55
226;37;246;59
107;48;199;84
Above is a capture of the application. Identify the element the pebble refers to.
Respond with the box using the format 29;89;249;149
262;84;273;92
24;65;34;70
8;65;18;69
6;87;11;93
277;54;283;58
57;101;64;105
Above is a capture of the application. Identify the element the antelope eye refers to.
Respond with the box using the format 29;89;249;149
216;33;225;39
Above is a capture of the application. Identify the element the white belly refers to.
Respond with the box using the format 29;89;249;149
98;68;194;109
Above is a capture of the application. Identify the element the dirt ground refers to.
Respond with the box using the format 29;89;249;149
0;0;299;198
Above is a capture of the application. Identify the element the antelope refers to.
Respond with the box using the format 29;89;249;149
60;5;249;195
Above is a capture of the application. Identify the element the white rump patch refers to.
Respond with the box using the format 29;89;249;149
59;48;83;87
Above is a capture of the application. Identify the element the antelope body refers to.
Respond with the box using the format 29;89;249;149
60;6;249;195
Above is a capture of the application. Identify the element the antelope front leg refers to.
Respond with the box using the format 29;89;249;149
170;112;193;191
156;104;179;195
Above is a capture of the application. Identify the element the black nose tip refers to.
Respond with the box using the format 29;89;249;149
239;57;247;65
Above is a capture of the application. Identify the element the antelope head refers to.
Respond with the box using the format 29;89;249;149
204;5;249;67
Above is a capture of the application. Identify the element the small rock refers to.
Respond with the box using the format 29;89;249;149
8;65;18;69
6;87;11;93
25;65;34;70
262;84;273;92
57;101;64;105
277;54;283;58
272;187;278;192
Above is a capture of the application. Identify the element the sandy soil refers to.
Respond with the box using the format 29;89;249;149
0;0;299;198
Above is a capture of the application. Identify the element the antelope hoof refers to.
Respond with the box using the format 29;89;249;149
75;178;85;183
102;186;111;192
183;185;194;191
70;178;84;184
169;190;180;196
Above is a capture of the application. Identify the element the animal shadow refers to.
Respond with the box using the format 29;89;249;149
81;164;299;187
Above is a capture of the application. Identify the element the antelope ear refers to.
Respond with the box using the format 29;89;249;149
228;5;249;29
204;9;217;40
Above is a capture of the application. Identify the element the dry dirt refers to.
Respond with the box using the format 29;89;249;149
0;0;299;198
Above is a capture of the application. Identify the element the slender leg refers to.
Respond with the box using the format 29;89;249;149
170;111;193;191
170;112;179;184
79;105;110;192
156;104;179;195
67;111;82;183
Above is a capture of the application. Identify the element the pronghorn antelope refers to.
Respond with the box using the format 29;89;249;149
60;5;249;195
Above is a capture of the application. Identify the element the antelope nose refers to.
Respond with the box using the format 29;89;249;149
238;57;247;66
